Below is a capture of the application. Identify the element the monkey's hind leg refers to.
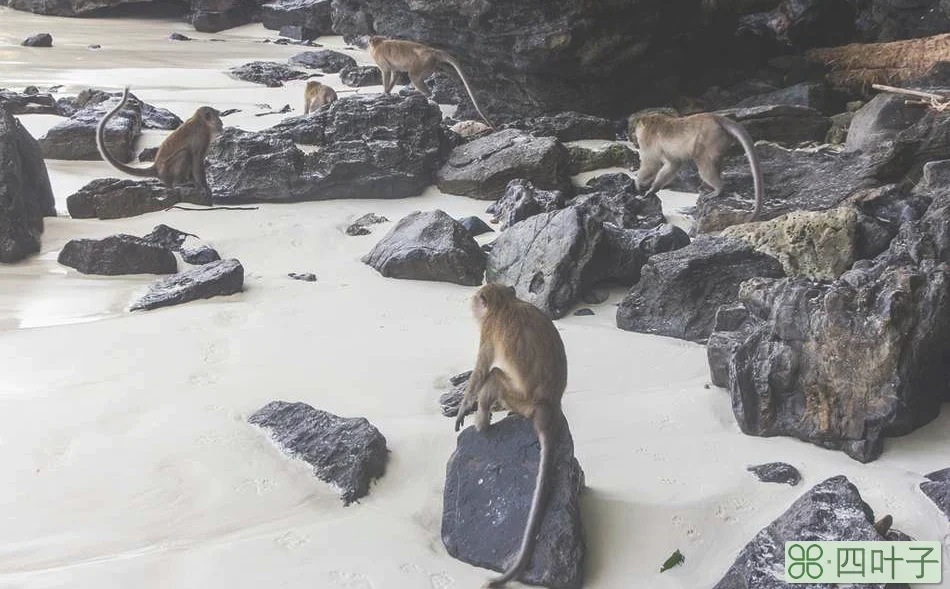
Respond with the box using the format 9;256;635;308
191;150;213;204
474;368;512;432
635;157;662;194
409;71;433;98
647;160;682;196
696;153;724;199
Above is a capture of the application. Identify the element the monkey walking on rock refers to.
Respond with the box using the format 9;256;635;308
455;283;567;587
630;111;766;221
367;35;495;129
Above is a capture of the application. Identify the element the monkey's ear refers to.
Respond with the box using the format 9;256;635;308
505;285;516;297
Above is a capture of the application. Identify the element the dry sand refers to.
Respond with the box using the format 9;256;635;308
1;8;949;588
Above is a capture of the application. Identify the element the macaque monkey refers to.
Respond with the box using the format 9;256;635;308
367;35;494;129
96;87;223;200
455;283;567;587
630;111;765;221
303;80;338;113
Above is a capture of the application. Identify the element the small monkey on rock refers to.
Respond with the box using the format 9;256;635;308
630;111;765;221
96;87;223;201
455;283;567;587
303;80;338;114
367;35;494;128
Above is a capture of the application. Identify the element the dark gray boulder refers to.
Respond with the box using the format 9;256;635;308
571;173;665;230
262;0;332;40
747;463;802;486
616;237;785;342
66;179;208;219
682;144;879;233
211;94;447;202
439;371;473;418
718;105;832;146
58;235;177;275
567;143;637;175
734;82;831;113
0;105;56;263
54;89;181;130
345;212;388;236
340;65;382;87
289;49;357;73
486;179;566;230
706;188;950;462
362;210;486;286
584;223;690;287
130;258;244;311
713;476;891;589
486;207;602;319
40;91;142;162
443;413;585;589
206;128;303;201
249;401;388;505
0;89;59;115
921;468;950;521
846;93;926;153
21;33;52;47
228;62;309;87
189;0;258;33
143;224;220;265
436;129;572;200
181;245;221;265
458;216;493;236
510;111;617;142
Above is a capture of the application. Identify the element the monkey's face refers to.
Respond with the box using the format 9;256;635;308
198;108;224;134
471;283;517;319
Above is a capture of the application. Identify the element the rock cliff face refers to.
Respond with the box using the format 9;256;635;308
330;0;766;121
327;0;950;120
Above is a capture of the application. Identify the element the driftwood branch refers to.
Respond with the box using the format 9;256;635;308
873;83;950;111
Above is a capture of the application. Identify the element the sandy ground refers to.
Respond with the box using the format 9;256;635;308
1;8;949;589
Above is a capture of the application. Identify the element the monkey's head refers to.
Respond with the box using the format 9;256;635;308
472;283;517;320
367;35;387;47
196;106;224;134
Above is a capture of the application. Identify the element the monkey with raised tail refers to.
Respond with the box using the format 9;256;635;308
367;35;494;129
455;283;567;587
630;111;766;221
96;87;223;201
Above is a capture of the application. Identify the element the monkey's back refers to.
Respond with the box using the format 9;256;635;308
485;300;567;406
639;113;731;159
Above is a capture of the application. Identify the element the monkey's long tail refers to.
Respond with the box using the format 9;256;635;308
718;117;765;221
440;54;496;130
487;406;558;588
96;87;157;178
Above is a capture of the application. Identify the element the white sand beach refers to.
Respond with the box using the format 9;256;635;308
1;8;949;588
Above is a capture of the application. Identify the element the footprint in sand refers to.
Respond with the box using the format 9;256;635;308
327;571;374;589
275;530;310;550
399;564;454;588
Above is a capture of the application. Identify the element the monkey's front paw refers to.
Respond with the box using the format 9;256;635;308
454;414;465;432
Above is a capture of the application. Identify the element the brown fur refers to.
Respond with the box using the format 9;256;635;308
455;283;567;587
303;80;338;114
631;111;766;221
96;87;223;200
367;35;494;128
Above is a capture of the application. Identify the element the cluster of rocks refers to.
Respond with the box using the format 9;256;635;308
56;224;242;311
228;48;356;87
206;92;447;201
32;88;182;162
